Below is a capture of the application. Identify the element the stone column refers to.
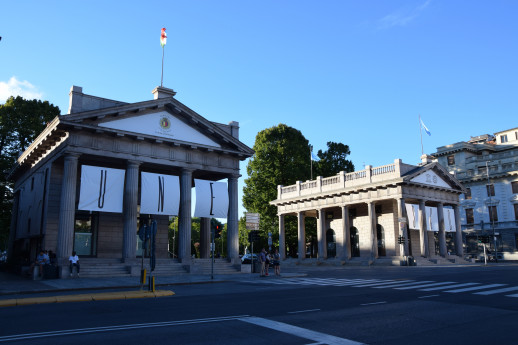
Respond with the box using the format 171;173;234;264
122;160;140;261
178;169;193;263
7;191;20;261
453;205;464;257
341;205;351;260
437;203;447;257
57;153;80;261
396;198;409;257
278;214;285;260
368;202;378;260
297;211;305;260
200;217;211;259
227;175;239;263
317;209;326;259
418;200;429;257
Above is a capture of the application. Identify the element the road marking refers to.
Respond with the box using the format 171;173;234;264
287;309;321;314
360;301;387;306
351;280;406;288
395;282;457;290
419;283;480;291
474;286;518;295
0;315;250;343
418;295;439;299
443;284;507;293
239;316;365;345
372;281;435;289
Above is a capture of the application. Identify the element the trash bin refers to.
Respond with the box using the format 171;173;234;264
253;261;262;273
407;256;416;266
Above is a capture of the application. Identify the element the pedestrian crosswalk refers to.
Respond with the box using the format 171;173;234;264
254;277;518;298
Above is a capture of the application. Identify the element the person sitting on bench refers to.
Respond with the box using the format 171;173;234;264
29;250;49;277
69;251;80;277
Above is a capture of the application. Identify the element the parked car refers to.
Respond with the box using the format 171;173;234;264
241;254;258;264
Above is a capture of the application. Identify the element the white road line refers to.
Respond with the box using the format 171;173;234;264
287;309;321;314
505;293;518;298
352;280;410;288
474;286;518;295
443;284;507;293
0;315;250;343
372;281;435;289
419;283;480;291
239;316;365;345
360;301;387;306
395;282;457;290
418;295;440;299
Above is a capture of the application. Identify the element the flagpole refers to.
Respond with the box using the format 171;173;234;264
161;46;165;87
310;146;313;180
419;114;424;156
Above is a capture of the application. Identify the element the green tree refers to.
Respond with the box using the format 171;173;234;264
315;141;355;177
243;124;311;252
0;96;60;250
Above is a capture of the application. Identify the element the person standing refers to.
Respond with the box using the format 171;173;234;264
273;248;281;276
259;248;266;277
69;251;80;277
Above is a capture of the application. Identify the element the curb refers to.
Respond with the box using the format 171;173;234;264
0;290;175;308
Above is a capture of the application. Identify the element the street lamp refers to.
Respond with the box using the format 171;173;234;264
486;161;497;262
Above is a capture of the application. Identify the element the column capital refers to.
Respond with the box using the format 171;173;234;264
63;152;81;161
181;168;195;174
126;160;141;168
228;174;241;180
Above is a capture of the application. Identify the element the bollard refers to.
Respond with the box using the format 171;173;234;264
148;275;155;292
141;268;147;285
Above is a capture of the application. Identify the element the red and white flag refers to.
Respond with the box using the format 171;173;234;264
160;28;167;47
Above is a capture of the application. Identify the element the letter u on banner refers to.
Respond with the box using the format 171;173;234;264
140;172;180;215
78;165;125;212
193;179;229;218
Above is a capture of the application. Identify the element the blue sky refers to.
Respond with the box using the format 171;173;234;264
1;0;517;217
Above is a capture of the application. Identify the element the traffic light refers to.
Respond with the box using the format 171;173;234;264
214;224;222;238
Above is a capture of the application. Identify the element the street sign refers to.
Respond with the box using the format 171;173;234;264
246;212;260;230
398;217;407;223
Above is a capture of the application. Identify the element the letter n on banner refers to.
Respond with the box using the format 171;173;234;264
193;179;229;218
78;165;125;212
140;172;180;215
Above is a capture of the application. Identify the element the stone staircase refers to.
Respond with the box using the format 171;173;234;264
190;258;241;275
140;258;188;277
79;258;131;278
413;255;473;266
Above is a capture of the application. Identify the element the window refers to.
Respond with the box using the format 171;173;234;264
465;188;472;200
501;135;508;143
515;204;518;221
465;208;474;224
512;181;518;194
515;131;518;140
489;206;498;222
447;155;455;165
486;184;495;197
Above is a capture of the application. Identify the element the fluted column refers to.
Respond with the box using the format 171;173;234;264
123;160;140;261
396;198;409;257
178;169;193;262
418;199;429;257
453;204;464;256
278;214;285;260
200;217;211;258
341;205;351;260
227;175;239;263
7;191;20;261
437;203;447;257
57;153;80;260
368;202;378;260
297;211;305;260
317;209;326;259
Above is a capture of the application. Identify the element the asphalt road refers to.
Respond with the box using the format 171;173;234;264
1;265;517;344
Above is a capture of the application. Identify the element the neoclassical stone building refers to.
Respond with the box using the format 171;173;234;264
271;158;467;265
8;86;253;277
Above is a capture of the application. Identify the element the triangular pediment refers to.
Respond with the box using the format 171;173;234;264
98;110;221;148
410;170;451;188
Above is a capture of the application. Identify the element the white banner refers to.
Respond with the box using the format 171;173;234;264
78;165;125;213
405;204;420;230
194;179;228;218
426;206;439;231
444;207;456;232
140;172;180;215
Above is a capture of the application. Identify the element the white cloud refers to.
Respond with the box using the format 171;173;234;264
379;0;431;29
0;76;43;103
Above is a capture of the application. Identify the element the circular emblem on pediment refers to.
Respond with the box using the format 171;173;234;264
159;116;171;130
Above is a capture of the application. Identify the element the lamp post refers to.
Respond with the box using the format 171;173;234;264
486;161;497;262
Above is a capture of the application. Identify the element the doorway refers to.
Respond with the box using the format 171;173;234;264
326;229;336;258
350;227;360;257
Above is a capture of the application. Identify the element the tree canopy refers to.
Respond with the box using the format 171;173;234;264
0;96;60;250
314;141;355;177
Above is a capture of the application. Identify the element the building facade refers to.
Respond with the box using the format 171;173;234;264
8;86;254;277
270;158;467;265
434;127;518;260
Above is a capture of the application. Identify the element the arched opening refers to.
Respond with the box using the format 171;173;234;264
350;227;360;257
376;224;386;256
326;228;336;258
